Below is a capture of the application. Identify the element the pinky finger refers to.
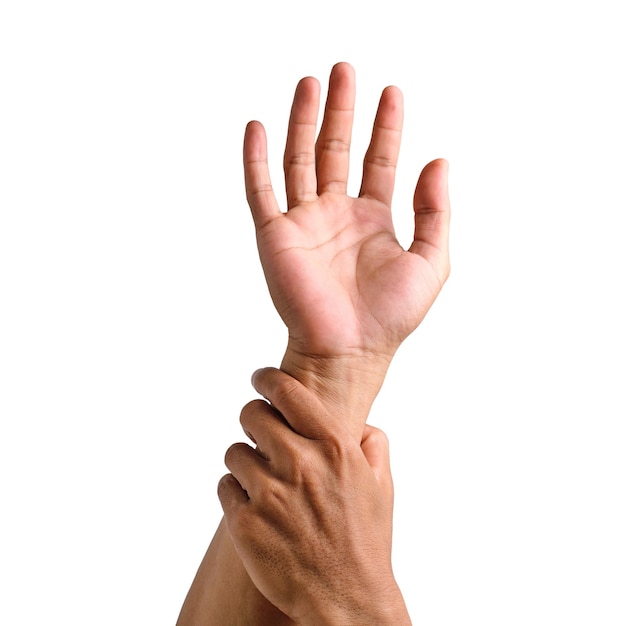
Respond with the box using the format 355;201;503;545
217;473;249;513
243;121;282;229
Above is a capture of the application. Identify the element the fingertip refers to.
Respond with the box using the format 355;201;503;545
250;366;282;395
243;121;267;161
217;473;246;509
427;158;450;196
251;368;262;387
436;157;450;176
244;120;266;139
378;85;404;126
217;472;234;494
415;157;451;205
381;84;403;99
423;157;449;176
362;424;390;456
361;425;394;490
239;398;270;430
331;61;355;76
251;367;267;387
294;75;321;100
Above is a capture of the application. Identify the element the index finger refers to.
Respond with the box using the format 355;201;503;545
251;367;351;443
315;62;356;195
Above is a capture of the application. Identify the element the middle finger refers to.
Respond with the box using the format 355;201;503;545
315;62;356;196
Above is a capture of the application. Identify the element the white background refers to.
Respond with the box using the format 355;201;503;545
1;1;624;624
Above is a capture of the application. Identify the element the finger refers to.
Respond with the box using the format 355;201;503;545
251;367;350;442
244;121;282;229
239;398;300;463
217;473;249;513
408;158;451;282
359;85;404;206
360;425;394;498
223;441;268;500
315;61;356;195
283;76;320;208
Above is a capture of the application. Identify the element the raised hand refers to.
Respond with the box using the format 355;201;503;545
244;63;450;433
245;63;449;356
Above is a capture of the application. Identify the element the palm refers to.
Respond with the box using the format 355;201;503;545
245;63;450;360
256;194;436;358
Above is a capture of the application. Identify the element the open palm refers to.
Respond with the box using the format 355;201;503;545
244;63;450;361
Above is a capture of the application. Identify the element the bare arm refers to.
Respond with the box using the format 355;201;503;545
177;61;450;624
176;518;293;626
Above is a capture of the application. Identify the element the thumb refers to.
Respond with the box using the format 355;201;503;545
361;424;394;499
409;157;451;282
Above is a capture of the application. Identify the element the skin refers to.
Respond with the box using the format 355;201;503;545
176;61;450;624
218;367;412;625
248;62;450;440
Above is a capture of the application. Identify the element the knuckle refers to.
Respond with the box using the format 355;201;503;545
285;151;315;167
325;428;353;453
316;138;350;153
271;377;301;407
257;478;281;503
364;153;396;169
287;447;312;482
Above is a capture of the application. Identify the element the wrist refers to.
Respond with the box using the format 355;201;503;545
280;343;392;440
299;582;412;626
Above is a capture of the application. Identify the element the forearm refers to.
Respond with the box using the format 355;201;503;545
176;518;294;626
177;351;392;624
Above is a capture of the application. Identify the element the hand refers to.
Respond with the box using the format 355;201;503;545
244;62;450;427
218;367;412;626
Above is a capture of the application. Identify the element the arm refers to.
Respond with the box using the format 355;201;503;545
176;518;292;626
219;367;412;625
177;61;450;624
